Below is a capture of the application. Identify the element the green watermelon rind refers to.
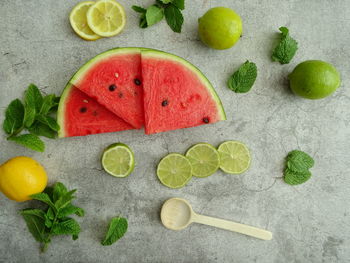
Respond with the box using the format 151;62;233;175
57;83;74;138
141;49;227;121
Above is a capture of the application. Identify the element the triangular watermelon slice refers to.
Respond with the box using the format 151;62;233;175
57;83;133;138
69;48;144;129
141;49;226;134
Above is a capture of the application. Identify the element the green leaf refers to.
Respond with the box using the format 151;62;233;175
164;5;183;33
287;150;314;172
21;209;47;243
55;190;77;210
23;106;36;128
58;204;85;219
159;0;172;3
43;186;54;200
44;214;53;228
52;218;81;238
132;5;147;13
146;5;164;26
8;134;45;152
23;84;42;128
172;0;184;10
227;61;257;93
28;121;56;139
40;94;57;115
30;192;56;210
284;168;312;185
3;99;24;135
35;115;60;132
139;14;148;28
272;27;298;64
101;217;128;246
53;182;68;202
46;207;55;220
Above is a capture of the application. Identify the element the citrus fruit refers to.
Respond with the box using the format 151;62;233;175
185;143;220;178
69;1;101;41
198;7;243;50
0;156;48;202
157;153;192;189
101;143;135;177
217;141;251;174
87;0;126;37
289;60;341;99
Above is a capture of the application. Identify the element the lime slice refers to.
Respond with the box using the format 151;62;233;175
102;143;135;177
218;141;251;174
69;1;101;41
157;153;192;189
185;143;220;178
87;0;126;37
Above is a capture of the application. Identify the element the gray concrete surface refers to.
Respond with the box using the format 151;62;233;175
0;0;349;262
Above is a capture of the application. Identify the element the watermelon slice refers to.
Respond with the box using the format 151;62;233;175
57;83;133;138
69;48;144;129
141;50;226;134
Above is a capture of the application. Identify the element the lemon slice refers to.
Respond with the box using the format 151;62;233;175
87;0;126;37
185;143;220;178
101;143;135;177
218;141;251;174
69;1;101;41
157;153;192;189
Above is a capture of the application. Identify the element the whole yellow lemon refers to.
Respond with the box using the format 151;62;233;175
0;156;47;202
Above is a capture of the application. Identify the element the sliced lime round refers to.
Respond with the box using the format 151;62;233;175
102;143;135;177
185;143;220;178
157;153;192;189
218;141;251;174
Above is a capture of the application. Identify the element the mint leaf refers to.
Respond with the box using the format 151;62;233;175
31;192;56;209
52;218;81;238
21;209;47;243
272;27;298;64
164;5;183;33
23;106;36;128
159;0;172;3
284;168;312;185
23;84;42;128
3;99;24;135
8;134;45;152
101;217;128;246
28;121;56;139
287;150;314;172
36;115;60;132
139;14;148;28
132;5;147;13
146;5;164;26
55;190;77;210
46;207;55;220
40;94;57;115
53;182;68;202
58;204;85;219
227;61;257;93
172;0;184;10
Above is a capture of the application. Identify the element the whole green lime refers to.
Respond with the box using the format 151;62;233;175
289;60;341;99
198;7;242;50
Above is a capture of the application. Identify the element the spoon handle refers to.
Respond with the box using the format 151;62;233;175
192;214;272;240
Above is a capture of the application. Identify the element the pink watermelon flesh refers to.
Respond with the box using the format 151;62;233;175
141;51;226;134
59;85;133;137
71;50;144;129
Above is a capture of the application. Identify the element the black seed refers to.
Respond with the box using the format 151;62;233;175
134;78;141;86
118;92;123;98
109;84;117;91
80;107;87;113
162;100;168;107
203;117;209;123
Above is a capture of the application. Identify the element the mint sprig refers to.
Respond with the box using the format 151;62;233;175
272;27;298;64
132;0;185;33
227;61;257;93
2;84;60;152
283;150;314;185
101;217;128;246
20;182;84;252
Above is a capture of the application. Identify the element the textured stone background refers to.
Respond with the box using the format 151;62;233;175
0;0;349;262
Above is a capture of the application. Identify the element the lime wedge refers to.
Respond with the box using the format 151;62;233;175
185;143;220;178
218;141;251;174
102;143;135;177
157;153;192;189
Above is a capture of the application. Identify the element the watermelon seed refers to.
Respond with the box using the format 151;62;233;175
118;92;123;98
134;78;141;86
115;73;119;78
162;100;168;107
83;99;89;103
80;107;87;113
109;84;117;91
203;117;209;123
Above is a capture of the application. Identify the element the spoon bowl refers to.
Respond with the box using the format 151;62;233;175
161;198;193;230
